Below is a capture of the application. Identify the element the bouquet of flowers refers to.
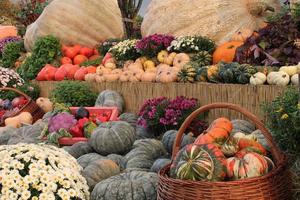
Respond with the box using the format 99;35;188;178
0;36;22;54
135;34;174;58
137;96;207;136
167;36;215;54
98;38;123;56
108;39;140;62
0;143;90;200
0;66;24;88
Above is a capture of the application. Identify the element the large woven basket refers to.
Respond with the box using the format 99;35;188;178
0;87;44;126
158;103;292;200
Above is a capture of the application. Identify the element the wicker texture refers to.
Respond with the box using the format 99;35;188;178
34;81;289;122
0;87;44;126
158;103;292;200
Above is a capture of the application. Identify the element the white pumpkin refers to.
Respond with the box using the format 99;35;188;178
291;74;299;85
267;71;290;86
250;72;267;85
279;66;298;76
24;0;124;50
232;132;257;141
142;0;281;44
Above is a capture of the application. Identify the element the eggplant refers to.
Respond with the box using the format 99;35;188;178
75;107;90;120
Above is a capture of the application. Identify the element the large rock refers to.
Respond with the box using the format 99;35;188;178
24;0;124;50
141;0;281;44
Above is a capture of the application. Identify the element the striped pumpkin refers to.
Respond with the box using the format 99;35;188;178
170;143;227;181
226;152;272;180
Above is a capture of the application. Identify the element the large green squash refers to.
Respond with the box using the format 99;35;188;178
0;127;16;145
150;158;171;173
170;143;227;181
82;159;120;190
91;171;158;200
7;122;46;145
119;113;138;130
161;130;195;154
136;125;156;139
125;139;167;170
95;90;125;113
77;153;105;169
89;121;136;155
64;141;94;158
107;154;126;171
231;119;256;134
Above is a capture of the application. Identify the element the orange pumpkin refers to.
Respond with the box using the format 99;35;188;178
238;138;267;155
128;62;144;72
158;70;177;83
141;72;156;82
86;66;97;74
85;73;96;82
95;74;106;83
129;71;143;82
212;41;244;64
73;55;88;65
194;134;215;145
61;57;73;65
119;71;132;82
123;60;134;71
74;67;88;81
173;53;190;69
0;26;17;40
230;29;253;42
208;117;233;133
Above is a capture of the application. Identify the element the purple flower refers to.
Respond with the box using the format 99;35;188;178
0;36;22;54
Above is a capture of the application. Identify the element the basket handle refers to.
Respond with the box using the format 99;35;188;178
0;87;30;100
172;103;283;164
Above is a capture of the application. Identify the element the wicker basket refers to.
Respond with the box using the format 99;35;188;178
0;87;44;126
158;103;292;200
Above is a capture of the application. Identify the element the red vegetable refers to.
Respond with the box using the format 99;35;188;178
69;125;84;137
78;117;90;130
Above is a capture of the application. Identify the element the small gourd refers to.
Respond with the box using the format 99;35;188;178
18;112;33;125
291;74;299;85
250;72;267;85
173;53;190;69
141;72;156;82
267;71;290;86
164;52;177;65
157;50;169;63
84;73;96;82
143;60;156;71
4;116;21;128
95;74;106;83
119;71;132;82
279;66;298;76
36;97;53;112
129;71;143;82
104;62;117;70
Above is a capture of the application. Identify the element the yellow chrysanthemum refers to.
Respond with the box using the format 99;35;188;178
281;114;289;119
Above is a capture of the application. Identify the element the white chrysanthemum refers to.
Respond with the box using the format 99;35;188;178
0;143;90;200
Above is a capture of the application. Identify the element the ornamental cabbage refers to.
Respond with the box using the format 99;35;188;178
48;112;77;133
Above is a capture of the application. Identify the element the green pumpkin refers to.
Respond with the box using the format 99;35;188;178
231;119;256;134
119;113;138;130
77;153;105;169
64;141;94;158
170;143;227;181
91;171;158;200
125;139;167;170
218;62;239;83
0;127;16;145
161;130;195;154
234;64;257;84
107;154;126;171
150;158;171;173
95;90;124;113
195;66;208;82
177;64;197;83
89;121;136;156
82;159;120;190
190;51;212;67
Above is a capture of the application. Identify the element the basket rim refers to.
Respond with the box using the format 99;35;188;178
158;153;288;185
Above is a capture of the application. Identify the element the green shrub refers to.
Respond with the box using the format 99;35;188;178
1;41;25;68
51;81;97;107
263;87;300;156
0;82;40;100
17;35;61;80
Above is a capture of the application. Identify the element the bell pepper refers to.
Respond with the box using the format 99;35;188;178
69;125;84;137
78;117;90;130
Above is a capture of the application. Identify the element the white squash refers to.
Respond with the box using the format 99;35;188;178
142;0;281;44
267;71;290;86
24;0;124;50
279;66;298;76
232;132;257;141
291;74;299;85
250;72;267;85
36;97;53;112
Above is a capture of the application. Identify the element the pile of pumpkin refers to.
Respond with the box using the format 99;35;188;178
170;118;274;181
35;44;100;81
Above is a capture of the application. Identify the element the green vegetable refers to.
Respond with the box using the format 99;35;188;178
51;81;97;107
0;82;40;100
17;35;61;80
1;41;25;68
80;58;102;67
